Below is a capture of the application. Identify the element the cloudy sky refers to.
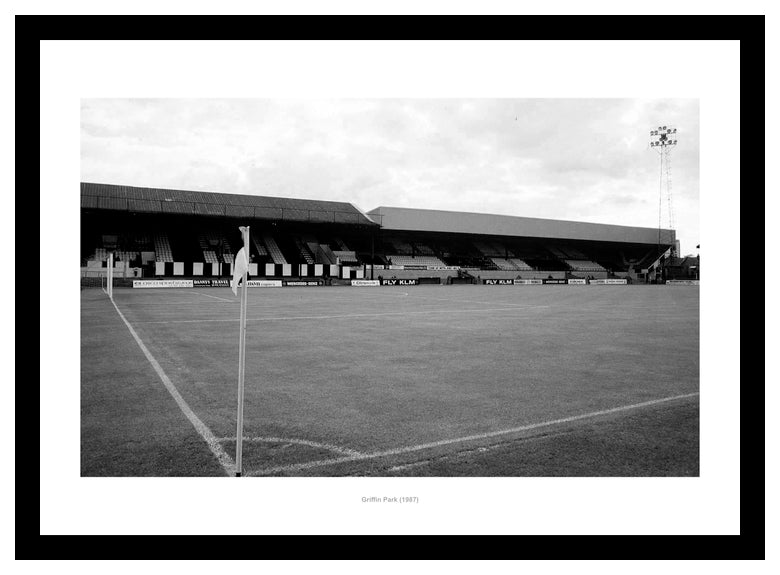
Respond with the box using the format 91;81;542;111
81;99;699;254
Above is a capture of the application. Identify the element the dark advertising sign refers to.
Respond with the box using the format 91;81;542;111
283;280;322;286
381;278;419;286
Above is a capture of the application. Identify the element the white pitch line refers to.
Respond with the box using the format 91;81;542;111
185;290;235;303
107;300;232;306
108;298;235;476
114;300;287;308
133;305;549;324
217;436;363;457
247;392;699;476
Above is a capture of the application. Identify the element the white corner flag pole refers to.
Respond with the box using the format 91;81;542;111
107;252;113;300
235;225;250;477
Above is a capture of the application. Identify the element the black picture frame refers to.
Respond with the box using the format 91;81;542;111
22;14;764;560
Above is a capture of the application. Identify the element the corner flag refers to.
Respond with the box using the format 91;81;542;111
231;230;250;296
230;247;249;296
234;225;250;476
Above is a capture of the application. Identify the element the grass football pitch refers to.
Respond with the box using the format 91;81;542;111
81;283;699;477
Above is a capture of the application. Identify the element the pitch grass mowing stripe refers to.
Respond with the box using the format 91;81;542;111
109;297;236;476
131;305;550;324
247;392;699;476
374;291;549;308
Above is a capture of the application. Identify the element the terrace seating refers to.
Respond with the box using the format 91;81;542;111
294;237;315;264
154;233;174;262
199;233;216;262
318;243;337;265
388;255;447;267
198;230;235;263
262;233;288;264
564;259;606;272
332;250;359;265
489;257;531;271
203;250;219;264
251;234;269;257
306;242;323;262
508;258;534;271
490;257;519;271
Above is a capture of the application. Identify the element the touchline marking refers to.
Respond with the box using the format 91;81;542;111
247;392;699;476
217;436;363;457
133;306;549;324
108;298;235;476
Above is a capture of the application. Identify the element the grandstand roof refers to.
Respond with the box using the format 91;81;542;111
367;206;675;246
81;182;378;227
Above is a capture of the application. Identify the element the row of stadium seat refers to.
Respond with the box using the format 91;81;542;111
293;236;315;264
85;228;614;272
154;233;174;262
263;233;288;264
251;234;269;257
388;255;447;267
564;259;606;272
332;250;359;265
489;257;534;271
202;250;219;264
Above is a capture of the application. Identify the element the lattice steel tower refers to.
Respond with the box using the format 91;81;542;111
649;126;678;267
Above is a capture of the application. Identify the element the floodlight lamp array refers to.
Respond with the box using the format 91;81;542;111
649;126;678;147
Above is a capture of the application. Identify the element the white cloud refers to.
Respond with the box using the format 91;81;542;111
81;98;699;253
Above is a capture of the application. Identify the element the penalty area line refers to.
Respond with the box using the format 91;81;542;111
108;298;235;476
247;392;699;476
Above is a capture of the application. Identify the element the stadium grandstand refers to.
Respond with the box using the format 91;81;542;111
81;182;684;285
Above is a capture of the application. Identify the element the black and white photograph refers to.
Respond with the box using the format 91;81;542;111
30;31;759;549
79;98;700;478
